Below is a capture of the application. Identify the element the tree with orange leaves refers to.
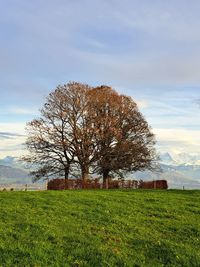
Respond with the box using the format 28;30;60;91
88;86;157;188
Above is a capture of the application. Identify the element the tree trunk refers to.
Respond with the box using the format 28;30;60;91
81;166;89;189
64;166;69;190
103;170;109;189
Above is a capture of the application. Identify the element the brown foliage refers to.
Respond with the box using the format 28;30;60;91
87;86;158;187
24;82;158;186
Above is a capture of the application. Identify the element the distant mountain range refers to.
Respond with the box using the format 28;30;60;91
0;165;30;184
0;156;31;184
0;154;200;189
131;152;200;189
132;164;200;189
160;152;200;166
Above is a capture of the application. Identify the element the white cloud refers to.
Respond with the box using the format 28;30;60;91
0;122;26;135
0;123;27;158
155;128;200;153
137;99;149;109
8;107;38;115
155;128;200;143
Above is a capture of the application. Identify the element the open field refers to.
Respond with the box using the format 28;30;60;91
0;190;200;266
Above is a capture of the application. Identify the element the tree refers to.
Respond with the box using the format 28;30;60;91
87;86;158;188
24;88;73;188
24;82;158;188
62;82;97;184
24;82;98;186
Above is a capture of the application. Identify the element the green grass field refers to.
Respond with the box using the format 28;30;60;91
0;190;200;267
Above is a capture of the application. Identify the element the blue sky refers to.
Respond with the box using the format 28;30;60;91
1;0;200;158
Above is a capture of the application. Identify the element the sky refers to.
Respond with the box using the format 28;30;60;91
1;0;200;158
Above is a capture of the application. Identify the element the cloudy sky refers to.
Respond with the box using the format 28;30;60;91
1;0;200;158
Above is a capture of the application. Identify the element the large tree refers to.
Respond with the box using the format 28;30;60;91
24;82;90;187
24;82;98;186
24;82;158;188
88;86;158;188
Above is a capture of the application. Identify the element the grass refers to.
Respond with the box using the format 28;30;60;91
0;190;200;267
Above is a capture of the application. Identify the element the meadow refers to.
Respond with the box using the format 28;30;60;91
0;189;199;267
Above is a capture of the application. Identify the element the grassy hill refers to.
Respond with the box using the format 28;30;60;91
0;190;200;266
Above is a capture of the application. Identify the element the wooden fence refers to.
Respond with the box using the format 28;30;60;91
47;178;168;190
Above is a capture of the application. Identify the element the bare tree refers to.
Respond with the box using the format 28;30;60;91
24;82;97;186
24;84;77;188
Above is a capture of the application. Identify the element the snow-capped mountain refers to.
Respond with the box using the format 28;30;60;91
0;165;30;184
0;156;31;184
153;152;200;188
0;156;16;167
159;152;176;165
160;152;200;166
0;156;28;170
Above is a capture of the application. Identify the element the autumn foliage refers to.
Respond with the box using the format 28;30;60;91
24;82;158;188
